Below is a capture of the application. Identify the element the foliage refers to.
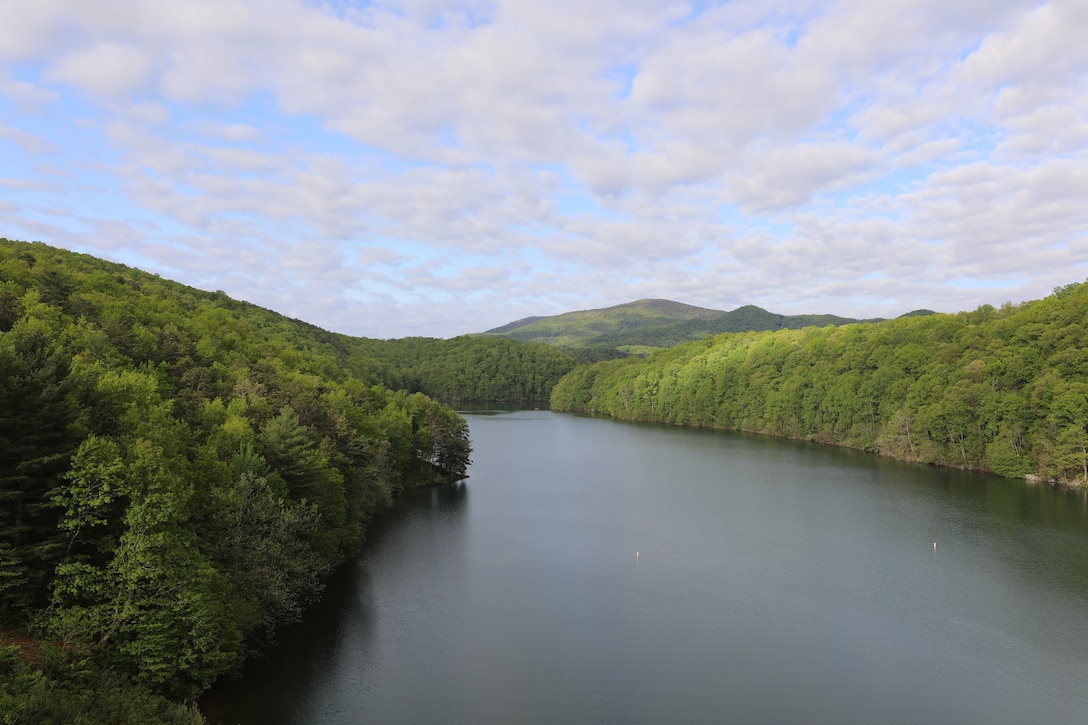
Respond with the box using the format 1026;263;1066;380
0;316;81;616
552;284;1088;485
352;335;575;402
0;239;483;720
0;643;203;725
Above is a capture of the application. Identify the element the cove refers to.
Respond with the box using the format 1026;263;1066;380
202;409;1088;724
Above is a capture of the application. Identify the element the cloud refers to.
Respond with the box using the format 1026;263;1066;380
1;0;1086;337
724;141;880;211
46;42;155;97
0;76;58;109
0;124;59;156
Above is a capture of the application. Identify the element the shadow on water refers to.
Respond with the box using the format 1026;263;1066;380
200;480;468;725
455;401;546;415
609;413;1088;532
203;413;1088;724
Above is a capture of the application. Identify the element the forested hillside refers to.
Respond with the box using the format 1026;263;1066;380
485;298;881;360
552;283;1088;485
0;240;479;721
353;335;575;402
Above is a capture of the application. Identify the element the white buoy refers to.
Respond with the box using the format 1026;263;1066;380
934;542;937;551
636;551;640;559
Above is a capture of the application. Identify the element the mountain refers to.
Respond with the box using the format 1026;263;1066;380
485;299;887;361
489;299;725;334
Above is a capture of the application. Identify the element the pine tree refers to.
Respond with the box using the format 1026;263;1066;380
0;320;81;617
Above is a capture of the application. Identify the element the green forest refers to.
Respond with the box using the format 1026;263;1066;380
352;335;574;402
552;283;1088;485
0;239;568;722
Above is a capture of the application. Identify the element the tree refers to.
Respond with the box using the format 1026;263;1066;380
0;319;81;616
51;438;243;694
53;436;126;561
205;472;328;638
1048;388;1088;483
258;407;348;558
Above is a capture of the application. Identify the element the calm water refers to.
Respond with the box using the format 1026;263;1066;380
203;410;1088;724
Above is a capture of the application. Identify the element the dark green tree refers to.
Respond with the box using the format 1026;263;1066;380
0;319;81;617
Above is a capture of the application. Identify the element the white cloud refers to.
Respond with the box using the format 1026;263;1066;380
0;124;59;156
46;42;155;97
0;76;58;109
725;141;880;211
1;0;1086;337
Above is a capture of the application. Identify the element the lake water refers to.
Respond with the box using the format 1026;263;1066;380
202;409;1088;724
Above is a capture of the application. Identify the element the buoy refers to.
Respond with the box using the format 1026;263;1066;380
636;551;640;559
933;542;937;551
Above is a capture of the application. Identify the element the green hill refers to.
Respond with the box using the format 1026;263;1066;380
490;298;724;333
0;238;568;722
486;299;884;360
551;284;1088;485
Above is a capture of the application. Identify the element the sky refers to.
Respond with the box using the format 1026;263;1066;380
2;0;1087;338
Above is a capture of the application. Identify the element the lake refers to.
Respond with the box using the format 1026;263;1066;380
202;409;1088;724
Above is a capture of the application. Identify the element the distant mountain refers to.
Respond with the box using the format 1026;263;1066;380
489;298;724;335
484;299;891;361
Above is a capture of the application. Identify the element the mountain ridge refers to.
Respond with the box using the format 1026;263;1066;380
486;298;725;334
484;298;896;360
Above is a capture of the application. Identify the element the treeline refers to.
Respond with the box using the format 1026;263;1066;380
546;306;878;357
561;304;883;353
353;335;575;402
552;282;1088;485
0;240;473;722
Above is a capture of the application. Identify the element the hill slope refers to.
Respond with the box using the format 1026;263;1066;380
351;335;574;402
0;239;526;721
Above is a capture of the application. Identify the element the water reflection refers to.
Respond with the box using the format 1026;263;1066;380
201;481;468;724
205;412;1088;724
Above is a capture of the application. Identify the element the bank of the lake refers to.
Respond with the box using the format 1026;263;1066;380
204;409;1088;724
550;283;1088;487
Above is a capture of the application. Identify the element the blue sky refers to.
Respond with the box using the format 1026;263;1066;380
2;0;1087;338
